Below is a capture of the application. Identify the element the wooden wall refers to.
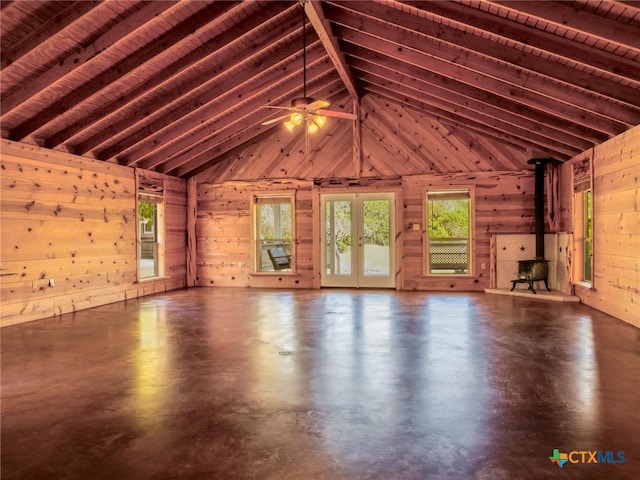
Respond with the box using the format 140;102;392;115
560;125;640;327
196;179;316;288
0;141;188;327
402;171;536;291
195;171;537;292
194;93;546;294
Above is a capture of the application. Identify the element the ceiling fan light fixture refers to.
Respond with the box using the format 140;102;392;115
284;120;296;132
307;118;322;134
314;115;327;128
290;112;303;125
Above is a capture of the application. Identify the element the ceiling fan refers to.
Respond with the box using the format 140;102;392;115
261;0;357;133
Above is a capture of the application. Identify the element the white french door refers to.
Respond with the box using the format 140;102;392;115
320;192;396;288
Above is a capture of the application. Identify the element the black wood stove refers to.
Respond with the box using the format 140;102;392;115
510;158;556;294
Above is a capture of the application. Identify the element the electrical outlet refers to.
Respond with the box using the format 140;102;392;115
49;278;55;287
481;263;486;270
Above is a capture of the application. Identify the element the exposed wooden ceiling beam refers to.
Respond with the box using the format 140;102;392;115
488;0;640;53
305;0;359;100
360;77;588;158
0;1;101;69
1;1;173;114
49;2;298;152
348;54;602;149
329;3;639;130
334;24;632;137
113;41;331;166
171;80;349;178
336;0;639;108
403;0;640;84
7;1;241;141
129;49;338;170
67;3;299;157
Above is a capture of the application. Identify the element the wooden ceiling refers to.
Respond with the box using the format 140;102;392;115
1;0;639;179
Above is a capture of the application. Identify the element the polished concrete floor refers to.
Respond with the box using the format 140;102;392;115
2;288;639;480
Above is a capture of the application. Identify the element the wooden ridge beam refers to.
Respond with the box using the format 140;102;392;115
306;0;359;100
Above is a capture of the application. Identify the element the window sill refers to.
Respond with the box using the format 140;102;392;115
251;271;298;276
137;276;171;283
572;280;593;290
422;272;472;277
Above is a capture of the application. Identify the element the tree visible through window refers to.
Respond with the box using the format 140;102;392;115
138;197;162;279
426;190;471;274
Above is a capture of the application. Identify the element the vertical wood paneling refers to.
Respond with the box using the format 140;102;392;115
0;141;187;326
196;171;536;293
401;171;535;291
562;125;640;326
196;179;315;288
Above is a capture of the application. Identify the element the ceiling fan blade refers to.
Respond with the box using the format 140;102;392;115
316;109;357;120
261;114;290;126
261;105;294;111
307;99;330;110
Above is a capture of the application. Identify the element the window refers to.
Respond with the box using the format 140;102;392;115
583;189;593;282
426;189;472;274
254;195;294;273
138;175;164;280
573;158;592;285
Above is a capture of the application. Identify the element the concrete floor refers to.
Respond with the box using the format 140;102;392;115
2;288;639;480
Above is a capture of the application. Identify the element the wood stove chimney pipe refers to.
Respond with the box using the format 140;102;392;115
527;158;558;260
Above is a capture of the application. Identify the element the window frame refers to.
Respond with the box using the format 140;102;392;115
252;192;296;274
136;173;165;282
424;187;474;276
572;166;593;287
137;193;165;280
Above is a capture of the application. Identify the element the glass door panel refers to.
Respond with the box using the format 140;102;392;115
321;193;395;288
322;196;356;287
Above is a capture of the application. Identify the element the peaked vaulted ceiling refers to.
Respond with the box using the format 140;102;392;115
1;0;639;179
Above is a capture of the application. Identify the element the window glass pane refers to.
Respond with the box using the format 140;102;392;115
584;189;592;282
363;199;390;276
427;191;470;274
324;200;352;276
139;201;158;279
256;197;293;272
